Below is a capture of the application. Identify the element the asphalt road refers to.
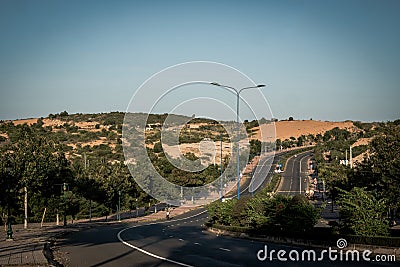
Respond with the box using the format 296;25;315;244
57;150;398;266
277;151;312;196
58;208;397;267
226;150;290;198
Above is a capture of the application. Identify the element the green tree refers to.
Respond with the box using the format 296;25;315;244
153;142;163;153
207;199;236;226
232;195;252;226
249;139;261;159
349;124;400;212
279;195;320;235
337;187;389;236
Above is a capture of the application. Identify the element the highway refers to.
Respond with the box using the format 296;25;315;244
226;149;294;198
56;150;398;266
57;209;289;267
58;207;396;267
277;151;312;196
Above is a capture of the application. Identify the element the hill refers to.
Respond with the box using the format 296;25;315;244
251;120;357;142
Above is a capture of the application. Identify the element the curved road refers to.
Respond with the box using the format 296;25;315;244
57;150;397;266
58;207;396;267
58;209;281;267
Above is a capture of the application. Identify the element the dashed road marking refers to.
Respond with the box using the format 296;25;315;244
117;210;206;267
178;238;184;242
219;248;231;252
194;242;200;245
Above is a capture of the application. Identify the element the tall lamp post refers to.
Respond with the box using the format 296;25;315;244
118;191;121;222
6;166;13;241
210;82;266;199
63;183;68;226
220;133;223;201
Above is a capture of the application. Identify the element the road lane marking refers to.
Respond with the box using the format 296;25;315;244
299;156;303;193
178;238;184;242
219;248;231;252
117;210;206;267
278;150;312;195
194;242;200;245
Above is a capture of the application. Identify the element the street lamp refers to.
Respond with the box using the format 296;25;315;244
220;133;223;201
135;198;138;217
6;166;13;241
63;183;68;226
118;191;121;222
210;82;266;199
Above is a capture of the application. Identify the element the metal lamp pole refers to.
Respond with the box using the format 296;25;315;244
118;191;121;222
220;133;223;201
63;183;67;226
210;82;266;199
5;166;13;240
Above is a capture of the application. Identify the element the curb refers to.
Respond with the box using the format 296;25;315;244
206;226;400;260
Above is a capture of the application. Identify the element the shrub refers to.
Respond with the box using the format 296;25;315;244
207;199;236;226
232;195;252;226
153;142;163;153
279;197;321;235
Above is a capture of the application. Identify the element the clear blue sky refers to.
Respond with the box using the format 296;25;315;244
1;0;399;122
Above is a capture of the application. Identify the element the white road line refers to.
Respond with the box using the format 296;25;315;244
299;156;303;193
219;248;231;252
117;210;206;267
194;242;200;245
288;157;295;196
299;153;311;193
178;238;184;242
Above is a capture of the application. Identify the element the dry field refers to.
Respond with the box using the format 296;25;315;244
251;120;357;142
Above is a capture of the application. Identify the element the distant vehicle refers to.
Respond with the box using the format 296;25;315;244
274;169;282;173
294;154;298;157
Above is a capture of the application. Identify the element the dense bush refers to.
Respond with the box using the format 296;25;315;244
207;191;320;236
207;199;236;226
337;187;389;237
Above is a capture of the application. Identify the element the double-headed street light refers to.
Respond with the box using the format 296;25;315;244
210;82;266;199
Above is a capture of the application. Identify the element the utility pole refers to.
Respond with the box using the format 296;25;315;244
220;133;223;201
84;153;92;222
24;187;28;229
349;146;353;169
84;153;87;169
135;198;138;217
63;183;67;226
118;191;121;222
